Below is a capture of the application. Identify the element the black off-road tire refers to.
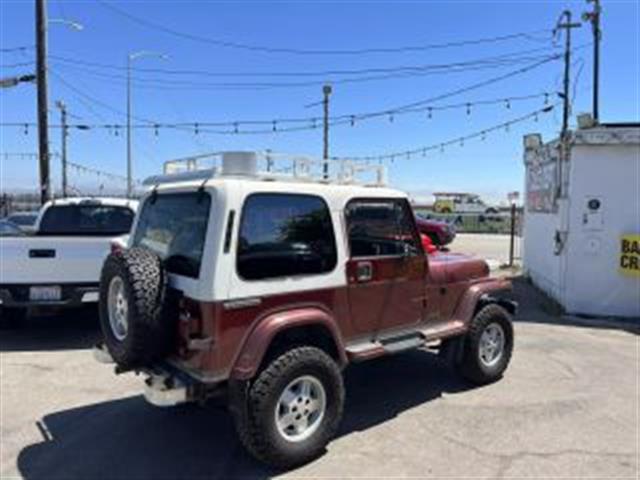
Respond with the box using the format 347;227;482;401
231;346;345;469
459;304;514;385
0;307;27;329
98;247;178;368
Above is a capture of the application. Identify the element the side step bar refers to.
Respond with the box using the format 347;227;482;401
346;321;467;362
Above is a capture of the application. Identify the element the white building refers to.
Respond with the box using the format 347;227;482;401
522;119;640;318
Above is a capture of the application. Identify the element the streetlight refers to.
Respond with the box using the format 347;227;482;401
48;18;84;30
126;51;168;198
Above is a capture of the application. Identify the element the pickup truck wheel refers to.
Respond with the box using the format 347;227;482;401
99;247;177;369
232;346;344;469
459;304;513;385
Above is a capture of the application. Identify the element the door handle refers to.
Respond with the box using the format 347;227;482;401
29;249;55;258
356;261;373;282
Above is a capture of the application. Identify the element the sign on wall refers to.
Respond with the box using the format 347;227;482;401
619;234;640;277
526;160;557;213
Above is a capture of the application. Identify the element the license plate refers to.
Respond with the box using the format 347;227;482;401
30;286;62;301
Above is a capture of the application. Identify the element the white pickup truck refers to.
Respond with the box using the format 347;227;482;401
0;197;138;326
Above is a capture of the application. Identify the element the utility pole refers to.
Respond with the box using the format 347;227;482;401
56;101;68;197
583;0;602;123
322;84;332;179
35;0;50;204
555;11;581;198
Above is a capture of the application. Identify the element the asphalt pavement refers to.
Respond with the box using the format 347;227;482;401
1;281;638;479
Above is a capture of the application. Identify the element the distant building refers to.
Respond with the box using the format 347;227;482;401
522;119;640;318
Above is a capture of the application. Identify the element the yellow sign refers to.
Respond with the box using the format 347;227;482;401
620;234;640;277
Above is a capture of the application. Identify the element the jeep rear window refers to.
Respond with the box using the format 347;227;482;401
132;192;211;278
38;205;134;236
237;193;337;281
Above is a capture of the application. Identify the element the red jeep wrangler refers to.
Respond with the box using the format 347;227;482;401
95;152;515;468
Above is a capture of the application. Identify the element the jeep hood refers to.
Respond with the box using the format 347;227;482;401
428;252;490;284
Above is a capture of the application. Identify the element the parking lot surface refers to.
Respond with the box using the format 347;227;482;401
1;281;638;480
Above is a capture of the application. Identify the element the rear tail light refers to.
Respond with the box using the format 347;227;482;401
110;242;124;255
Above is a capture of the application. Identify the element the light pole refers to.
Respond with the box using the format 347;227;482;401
127;51;168;198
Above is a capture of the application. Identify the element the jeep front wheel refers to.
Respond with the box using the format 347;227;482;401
232;346;344;469
459;304;514;384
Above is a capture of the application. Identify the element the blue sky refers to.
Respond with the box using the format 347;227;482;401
1;0;638;202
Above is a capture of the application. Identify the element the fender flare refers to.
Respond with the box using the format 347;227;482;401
452;277;514;326
230;307;347;380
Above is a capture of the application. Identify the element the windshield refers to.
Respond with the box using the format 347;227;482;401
132;192;211;279
8;213;38;226
38;205;134;235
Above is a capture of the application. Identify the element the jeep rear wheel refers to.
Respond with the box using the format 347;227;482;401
232;346;344;469
459;304;514;384
98;247;178;369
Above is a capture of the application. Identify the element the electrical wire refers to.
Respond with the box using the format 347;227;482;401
0;46;34;53
50;54;558;91
99;0;554;56
48;45;561;78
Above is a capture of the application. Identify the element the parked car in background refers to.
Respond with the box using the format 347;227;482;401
414;215;456;246
433;192;498;214
0;197;138;327
6;210;39;233
0;219;25;237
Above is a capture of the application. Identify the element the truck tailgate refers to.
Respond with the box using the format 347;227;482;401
0;236;112;284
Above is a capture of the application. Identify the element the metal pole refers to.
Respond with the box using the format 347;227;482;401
57;101;68;197
586;0;601;123
322;84;332;179
509;203;516;267
126;55;132;198
35;0;50;205
561;11;572;137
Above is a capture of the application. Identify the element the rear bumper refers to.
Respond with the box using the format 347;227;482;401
0;283;99;308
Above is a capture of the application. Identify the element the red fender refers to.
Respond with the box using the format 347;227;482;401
452;277;513;325
230;307;347;380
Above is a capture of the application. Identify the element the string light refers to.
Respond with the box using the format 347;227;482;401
336;104;556;162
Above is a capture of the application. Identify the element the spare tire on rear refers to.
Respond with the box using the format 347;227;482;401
99;247;178;369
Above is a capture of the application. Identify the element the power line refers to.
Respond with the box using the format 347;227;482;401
0;61;35;69
0;45;34;53
50;54;558;90
40;54;559;132
48;45;561;78
99;0;553;56
335;104;557;162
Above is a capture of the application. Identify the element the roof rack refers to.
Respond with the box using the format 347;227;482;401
142;151;387;187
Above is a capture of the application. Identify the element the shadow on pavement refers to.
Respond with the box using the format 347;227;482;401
0;307;102;352
17;350;473;480
509;277;640;335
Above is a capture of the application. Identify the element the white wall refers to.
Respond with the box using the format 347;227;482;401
563;144;640;317
522;209;564;302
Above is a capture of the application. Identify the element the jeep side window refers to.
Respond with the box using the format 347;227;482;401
237;193;337;281
346;199;420;257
